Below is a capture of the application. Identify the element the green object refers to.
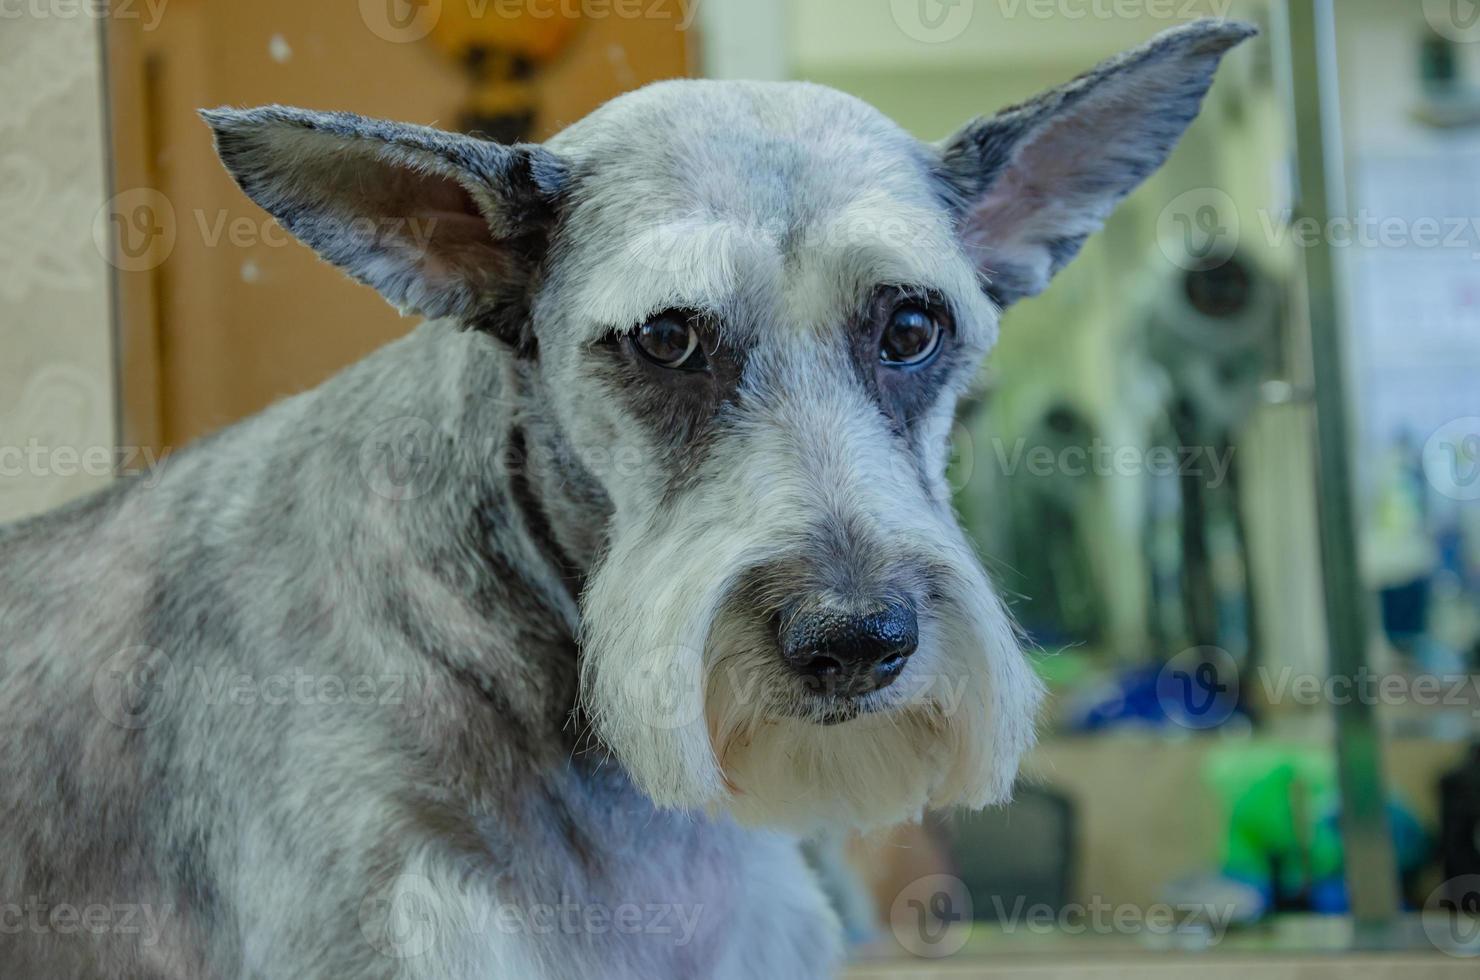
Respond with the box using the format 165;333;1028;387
1205;745;1341;896
1031;648;1095;690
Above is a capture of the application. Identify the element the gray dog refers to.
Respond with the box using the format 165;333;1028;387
0;20;1251;979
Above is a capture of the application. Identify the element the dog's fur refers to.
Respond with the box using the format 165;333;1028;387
0;21;1251;979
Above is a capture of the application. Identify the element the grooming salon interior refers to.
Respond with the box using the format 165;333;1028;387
5;0;1480;976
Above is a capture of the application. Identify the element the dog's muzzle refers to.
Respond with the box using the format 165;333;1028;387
778;599;918;709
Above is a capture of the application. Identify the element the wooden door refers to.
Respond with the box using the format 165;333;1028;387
106;0;695;453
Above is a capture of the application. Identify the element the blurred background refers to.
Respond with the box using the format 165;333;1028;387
4;0;1480;973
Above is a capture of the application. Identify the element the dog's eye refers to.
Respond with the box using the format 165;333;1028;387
879;304;941;366
632;312;706;371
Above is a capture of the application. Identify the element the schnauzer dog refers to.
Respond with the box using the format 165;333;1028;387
0;19;1252;979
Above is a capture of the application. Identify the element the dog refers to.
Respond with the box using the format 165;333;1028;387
0;19;1252;979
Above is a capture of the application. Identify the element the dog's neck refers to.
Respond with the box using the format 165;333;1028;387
345;321;611;744
502;370;613;594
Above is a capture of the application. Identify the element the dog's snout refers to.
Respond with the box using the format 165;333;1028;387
780;601;918;695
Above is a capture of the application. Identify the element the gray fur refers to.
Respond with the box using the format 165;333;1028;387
0;20;1251;978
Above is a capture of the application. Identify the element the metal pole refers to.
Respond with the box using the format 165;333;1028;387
1281;0;1399;931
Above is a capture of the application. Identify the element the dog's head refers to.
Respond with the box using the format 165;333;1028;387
206;20;1253;831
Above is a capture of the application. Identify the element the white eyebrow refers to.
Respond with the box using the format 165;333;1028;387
564;217;785;339
558;199;997;352
804;195;962;280
785;196;997;347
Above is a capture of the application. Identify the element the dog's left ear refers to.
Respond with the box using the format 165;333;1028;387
937;18;1256;307
201;106;568;350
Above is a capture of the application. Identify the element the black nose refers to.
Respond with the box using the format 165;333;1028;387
780;601;919;696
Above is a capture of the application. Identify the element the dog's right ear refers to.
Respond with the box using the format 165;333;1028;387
201;106;568;351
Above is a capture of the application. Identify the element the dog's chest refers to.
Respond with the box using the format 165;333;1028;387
465;768;843;979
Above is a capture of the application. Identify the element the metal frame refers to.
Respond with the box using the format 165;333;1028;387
1281;0;1399;932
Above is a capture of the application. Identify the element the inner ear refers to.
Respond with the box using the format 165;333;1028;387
395;173;517;294
241;135;524;309
400;173;494;247
935;19;1256;307
203;106;567;346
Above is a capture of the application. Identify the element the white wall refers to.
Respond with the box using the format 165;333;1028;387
0;13;116;524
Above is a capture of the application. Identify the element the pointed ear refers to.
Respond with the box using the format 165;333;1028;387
936;19;1256;308
201;106;568;350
